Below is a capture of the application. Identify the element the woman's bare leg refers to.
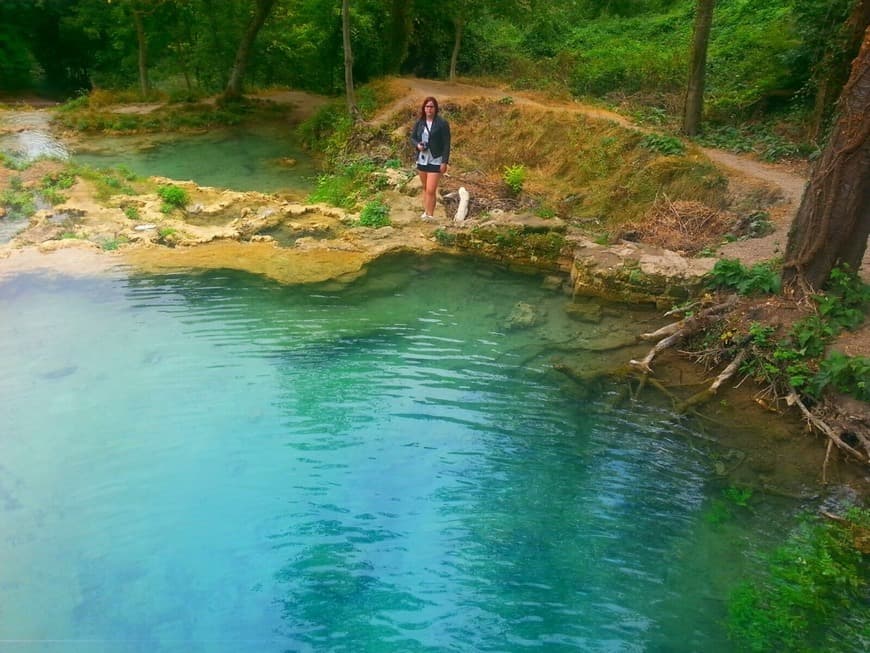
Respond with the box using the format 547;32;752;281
423;172;441;216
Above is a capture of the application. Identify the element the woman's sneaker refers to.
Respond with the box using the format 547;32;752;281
420;212;433;221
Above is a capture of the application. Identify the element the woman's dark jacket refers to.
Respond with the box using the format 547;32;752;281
410;115;451;163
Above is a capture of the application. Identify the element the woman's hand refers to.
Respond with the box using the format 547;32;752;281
440;163;448;173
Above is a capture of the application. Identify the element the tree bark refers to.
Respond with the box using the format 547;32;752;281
386;0;412;74
809;0;870;143
782;25;870;290
682;0;715;136
132;7;149;98
449;17;464;82
223;0;277;101
342;0;357;117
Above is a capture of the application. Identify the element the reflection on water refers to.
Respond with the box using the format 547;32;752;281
71;124;316;195
0;110;70;164
0;253;852;653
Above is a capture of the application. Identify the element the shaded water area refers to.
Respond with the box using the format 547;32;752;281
0;252;854;652
0;109;316;196
71;123;317;195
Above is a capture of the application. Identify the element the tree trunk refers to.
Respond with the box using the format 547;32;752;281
342;0;357;117
782;26;870;290
223;0;277;101
682;0;715;136
386;0;412;74
808;0;870;143
132;8;150;98
449;17;464;82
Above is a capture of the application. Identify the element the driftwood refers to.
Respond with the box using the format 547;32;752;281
786;391;867;464
454;186;470;222
630;296;738;373
677;350;747;412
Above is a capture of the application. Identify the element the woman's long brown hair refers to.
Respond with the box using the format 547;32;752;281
418;96;439;120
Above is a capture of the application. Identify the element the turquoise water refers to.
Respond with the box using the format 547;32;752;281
71;124;316;195
0;254;800;652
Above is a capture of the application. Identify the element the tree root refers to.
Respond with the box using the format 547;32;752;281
786;391;868;465
677;350;747;413
631;296;738;374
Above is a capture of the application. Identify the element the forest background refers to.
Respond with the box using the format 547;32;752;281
0;0;860;157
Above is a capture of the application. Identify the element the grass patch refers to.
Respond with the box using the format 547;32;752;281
1;177;37;219
358;199;391;228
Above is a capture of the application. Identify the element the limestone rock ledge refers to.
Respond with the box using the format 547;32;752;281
570;238;716;307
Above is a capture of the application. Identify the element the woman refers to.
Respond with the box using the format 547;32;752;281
410;96;451;220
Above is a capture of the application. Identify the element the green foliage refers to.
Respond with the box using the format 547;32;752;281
101;235;129;251
157;184;189;212
810;353;870;402
297;102;354;164
706;259;781;296
38;170;77;205
308;159;384;210
123;206;140;220
0;152;30;172
735;265;868;400
727;510;869;652
704;486;754;525
697;124;811;162
157;227;180;247
748;322;775;348
434;228;457;246
816;266;870;331
358;200;390;228
640;133;685;156
503;164;526;195
68;164;137;201
0;176;37;219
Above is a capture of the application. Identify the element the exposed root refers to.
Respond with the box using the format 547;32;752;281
677;350;747;413
631;296;738;373
786;391;868;465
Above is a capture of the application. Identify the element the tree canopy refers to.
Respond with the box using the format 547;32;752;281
0;0;860;135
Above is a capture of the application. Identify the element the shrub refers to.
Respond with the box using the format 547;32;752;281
503;164;526;195
706;258;781;295
157;184;189;212
358;200;390;228
727;510;869;652
640;133;685;156
1;177;37;219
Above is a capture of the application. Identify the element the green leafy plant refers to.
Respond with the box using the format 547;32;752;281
809;353;870;401
308;159;381;209
706;258;781;295
123;206;140;220
0;177;37;219
640;133;685;156
503;164;526;195
434;228;456;246
815;266;870;331
101;235;129;251
157;185;189;212
358;200;390;228
727;510;869;652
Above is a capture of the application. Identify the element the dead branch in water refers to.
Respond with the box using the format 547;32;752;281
631;296;738;374
786;391;868;464
677;350;747;413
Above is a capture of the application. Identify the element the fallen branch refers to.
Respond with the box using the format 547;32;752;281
786;391;867;464
640;296;738;341
677;350;747;412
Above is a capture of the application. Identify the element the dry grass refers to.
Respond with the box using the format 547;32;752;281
618;198;733;254
440;100;729;224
